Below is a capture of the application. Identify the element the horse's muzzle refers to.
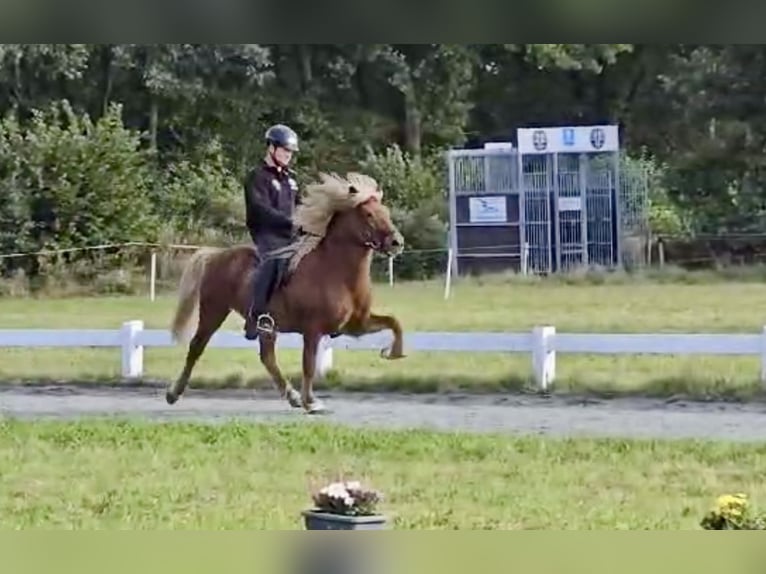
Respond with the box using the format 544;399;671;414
383;231;404;257
365;229;404;257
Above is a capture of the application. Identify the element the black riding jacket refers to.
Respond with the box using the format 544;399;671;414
243;161;300;249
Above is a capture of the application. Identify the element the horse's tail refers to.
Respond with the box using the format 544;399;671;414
170;247;221;344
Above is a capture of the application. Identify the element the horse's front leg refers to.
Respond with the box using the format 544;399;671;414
360;313;405;360
301;330;329;414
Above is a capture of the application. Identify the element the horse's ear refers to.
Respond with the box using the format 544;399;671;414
349;185;359;195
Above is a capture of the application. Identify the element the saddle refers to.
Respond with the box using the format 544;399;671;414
255;232;311;301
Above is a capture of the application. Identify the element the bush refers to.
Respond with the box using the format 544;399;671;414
358;144;446;212
0;101;257;292
388;200;448;280
158;138;245;245
622;149;692;238
360;144;449;280
0;100;159;278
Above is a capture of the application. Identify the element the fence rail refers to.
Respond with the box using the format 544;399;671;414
1;321;766;391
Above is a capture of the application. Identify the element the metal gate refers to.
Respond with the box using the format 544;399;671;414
447;125;648;276
520;154;551;274
516;125;622;274
550;153;618;271
555;153;584;271
585;161;616;267
447;146;521;276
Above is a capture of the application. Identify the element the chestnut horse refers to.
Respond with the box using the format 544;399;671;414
166;172;406;414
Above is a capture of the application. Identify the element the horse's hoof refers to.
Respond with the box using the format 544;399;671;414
380;347;405;360
165;391;178;405
305;400;330;415
286;389;302;409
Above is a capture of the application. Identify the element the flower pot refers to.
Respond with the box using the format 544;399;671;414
302;509;388;530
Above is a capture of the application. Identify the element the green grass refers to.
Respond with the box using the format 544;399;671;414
1;276;766;399
0;418;763;529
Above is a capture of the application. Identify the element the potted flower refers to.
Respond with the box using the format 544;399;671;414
302;480;387;530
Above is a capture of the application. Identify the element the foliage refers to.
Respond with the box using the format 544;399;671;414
358;143;445;211
0;100;158;277
158;138;244;244
359;144;448;279
521;44;634;72
387;202;447;280
2;44;766;283
700;494;766;530
622;150;692;237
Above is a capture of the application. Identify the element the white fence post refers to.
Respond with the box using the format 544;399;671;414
532;325;556;391
521;242;529;276
315;335;334;380
120;320;144;379
149;251;157;302
444;248;454;300
760;326;766;388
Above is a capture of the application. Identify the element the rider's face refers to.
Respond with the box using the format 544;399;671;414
272;145;294;166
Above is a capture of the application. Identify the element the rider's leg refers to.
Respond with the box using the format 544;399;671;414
244;257;278;340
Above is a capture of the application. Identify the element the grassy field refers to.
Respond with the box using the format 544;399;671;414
0;418;763;529
1;274;766;398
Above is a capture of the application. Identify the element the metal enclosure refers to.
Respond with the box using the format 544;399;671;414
447;125;648;276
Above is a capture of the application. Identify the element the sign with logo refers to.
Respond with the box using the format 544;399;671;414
468;196;507;224
517;125;619;155
562;128;575;147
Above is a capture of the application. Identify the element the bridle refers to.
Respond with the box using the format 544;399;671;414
310;196;398;256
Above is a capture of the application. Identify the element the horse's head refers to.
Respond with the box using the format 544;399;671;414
340;186;404;257
296;172;405;258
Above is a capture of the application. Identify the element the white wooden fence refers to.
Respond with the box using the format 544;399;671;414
0;321;765;390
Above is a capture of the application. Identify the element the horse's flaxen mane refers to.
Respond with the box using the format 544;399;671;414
285;172;382;272
294;172;382;236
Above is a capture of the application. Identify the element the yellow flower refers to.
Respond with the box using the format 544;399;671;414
715;493;748;519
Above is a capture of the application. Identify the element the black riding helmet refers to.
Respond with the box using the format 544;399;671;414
265;124;299;152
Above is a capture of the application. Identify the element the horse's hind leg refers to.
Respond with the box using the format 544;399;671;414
166;302;229;405
258;334;302;409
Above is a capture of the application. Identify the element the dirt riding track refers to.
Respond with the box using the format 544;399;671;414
3;383;766;443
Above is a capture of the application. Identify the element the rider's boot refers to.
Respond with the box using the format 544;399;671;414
244;302;277;341
244;304;260;341
245;255;278;341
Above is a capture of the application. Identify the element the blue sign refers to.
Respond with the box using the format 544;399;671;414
562;128;575;147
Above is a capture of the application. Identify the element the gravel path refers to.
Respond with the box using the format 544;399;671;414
2;383;766;442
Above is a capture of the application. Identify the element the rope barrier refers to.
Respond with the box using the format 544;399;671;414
0;242;146;260
0;241;517;260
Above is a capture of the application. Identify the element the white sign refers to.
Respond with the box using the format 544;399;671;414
558;197;582;212
516;125;619;155
483;142;514;151
469;196;507;223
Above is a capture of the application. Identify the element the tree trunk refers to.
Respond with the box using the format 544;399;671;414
149;97;158;151
402;87;421;156
100;45;114;117
298;45;313;93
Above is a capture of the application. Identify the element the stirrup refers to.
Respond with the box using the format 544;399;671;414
256;313;275;334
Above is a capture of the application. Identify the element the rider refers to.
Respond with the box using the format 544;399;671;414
243;123;301;341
